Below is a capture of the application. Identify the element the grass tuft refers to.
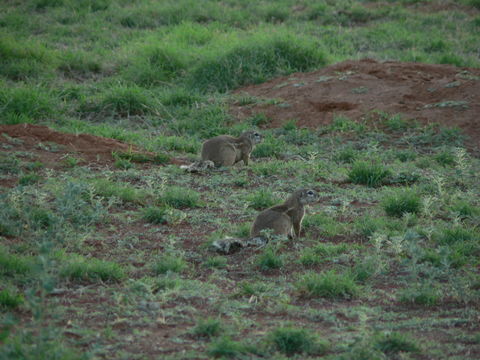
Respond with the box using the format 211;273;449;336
382;189;422;217
296;270;360;299
0;289;24;310
247;190;279;210
61;257;125;283
193;317;223;339
207;336;247;359
267;326;328;356
373;332;420;354
348;161;391;187
189;32;328;92
0;85;56;124
0;249;32;277
142;206;168;225
159;186;201;208
256;247;284;270
152;254;187;275
398;285;441;306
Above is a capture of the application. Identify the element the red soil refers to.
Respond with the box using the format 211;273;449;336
231;59;480;149
0;123;139;165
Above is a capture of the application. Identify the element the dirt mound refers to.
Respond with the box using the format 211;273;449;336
231;59;480;148
0;124;141;166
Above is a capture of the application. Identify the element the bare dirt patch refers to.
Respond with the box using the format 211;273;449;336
0;124;141;166
231;59;480;149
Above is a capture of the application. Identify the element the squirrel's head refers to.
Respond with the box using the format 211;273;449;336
242;130;263;145
296;189;319;205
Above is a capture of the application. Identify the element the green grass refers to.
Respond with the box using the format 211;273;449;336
193;318;223;339
207;336;247;359
91;179;146;204
296;271;360;299
0;249;32;277
0;85;57;124
204;256;227;269
382;189;422;217
373;332;420;354
188;32;328;93
256;247;284;270
247;190;279;210
348;161;391;187
0;1;479;358
0;289;24;310
299;243;349;266
60;257;126;283
152;254;187;275
398;285;441;306
80;84;158;118
435;226;479;245
159;186;201;209
18;173;41;185
267;326;328;356
142;206;168;224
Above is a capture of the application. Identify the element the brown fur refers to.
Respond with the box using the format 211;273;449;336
201;131;262;167
250;189;319;239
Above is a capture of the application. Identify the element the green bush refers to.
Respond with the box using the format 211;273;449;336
434;151;455;166
91;179;146;204
373;332;420;354
296;271;360;299
123;44;187;86
60;257;125;283
0;249;32;277
0;289;24;310
189;33;328;92
155;136;199;154
247;190;279;210
256;248;284;270
159;186;201;208
450;200;480;219
348;161;391;187
0;86;56;124
267;326;328;356
204;256;227;269
436;226;478;245
0;36;54;80
193;317;223;338
58;50;102;77
152;254;186;275
382;189;422;217
335;147;358;163
398;286;441;306
207;336;247;359
18;173;42;186
142;206;168;225
81;85;157;118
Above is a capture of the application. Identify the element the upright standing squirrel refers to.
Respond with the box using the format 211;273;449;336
251;189;319;240
211;189;319;254
201;130;263;167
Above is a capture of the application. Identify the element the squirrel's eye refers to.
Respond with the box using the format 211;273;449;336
307;190;314;196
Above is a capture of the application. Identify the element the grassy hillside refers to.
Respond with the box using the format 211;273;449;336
1;1;479;359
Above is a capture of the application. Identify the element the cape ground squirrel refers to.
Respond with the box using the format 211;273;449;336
250;189;319;240
201;130;263;167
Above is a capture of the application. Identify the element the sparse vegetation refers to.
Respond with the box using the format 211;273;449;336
0;0;478;358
